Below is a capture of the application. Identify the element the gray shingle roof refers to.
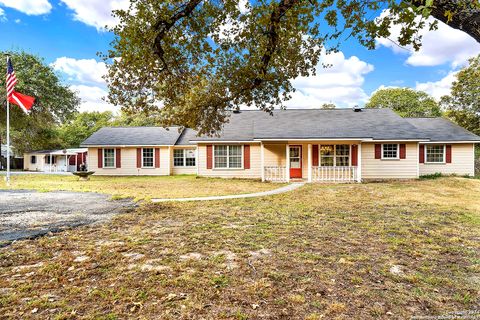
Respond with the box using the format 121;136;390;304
81;126;183;146
80;109;480;146
175;128;198;145
191;109;430;141
405;117;480;142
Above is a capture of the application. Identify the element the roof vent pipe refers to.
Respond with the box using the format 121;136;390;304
353;105;362;112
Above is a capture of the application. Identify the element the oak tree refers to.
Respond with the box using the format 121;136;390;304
57;111;115;148
0;51;80;153
366;87;441;117
106;0;480;134
441;55;480;136
320;103;336;110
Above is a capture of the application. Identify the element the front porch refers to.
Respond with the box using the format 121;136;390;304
260;142;362;183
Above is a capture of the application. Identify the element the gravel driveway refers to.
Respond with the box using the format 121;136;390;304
0;190;136;245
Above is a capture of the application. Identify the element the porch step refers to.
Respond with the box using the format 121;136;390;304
289;178;306;182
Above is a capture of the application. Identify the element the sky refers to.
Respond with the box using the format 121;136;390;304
0;0;479;113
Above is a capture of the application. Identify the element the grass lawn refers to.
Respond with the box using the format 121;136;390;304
1;177;479;319
0;174;283;200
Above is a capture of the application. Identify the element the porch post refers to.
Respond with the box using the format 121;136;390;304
307;144;312;183
285;144;290;182
260;142;265;182
357;143;362;182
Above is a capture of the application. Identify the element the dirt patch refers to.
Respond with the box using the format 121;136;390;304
0;190;136;245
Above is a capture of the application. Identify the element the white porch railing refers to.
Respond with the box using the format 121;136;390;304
264;166;286;182
263;166;358;182
312;166;357;182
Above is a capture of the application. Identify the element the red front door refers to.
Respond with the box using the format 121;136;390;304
289;145;302;178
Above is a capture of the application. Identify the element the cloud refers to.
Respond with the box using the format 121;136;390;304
368;71;457;101
60;0;130;31
70;84;119;113
415;71;457;100
52;57;119;113
217;0;249;40
285;51;374;108
376;10;480;68
51;57;107;86
0;0;51;15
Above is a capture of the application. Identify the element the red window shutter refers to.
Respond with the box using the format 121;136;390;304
116;148;121;168
136;148;142;168
351;145;358;166
206;145;213;169
312;145;319;166
244;145;250;169
419;145;425;163
374;144;381;159
400;144;406;159
446;145;452;163
155;148;160;168
98;149;103;168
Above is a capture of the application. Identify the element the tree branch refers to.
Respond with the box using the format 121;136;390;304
411;0;480;42
253;0;301;86
151;0;203;71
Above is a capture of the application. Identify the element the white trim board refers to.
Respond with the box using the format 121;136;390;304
191;141;261;144
420;141;480;144
83;145;172;147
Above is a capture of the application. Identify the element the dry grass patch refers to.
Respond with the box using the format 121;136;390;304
0;174;283;200
0;178;479;319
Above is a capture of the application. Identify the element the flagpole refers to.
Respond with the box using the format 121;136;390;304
5;55;10;186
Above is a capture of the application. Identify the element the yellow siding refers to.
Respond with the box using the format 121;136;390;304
197;144;261;179
361;142;419;179
419;144;475;176
264;144;286;167
88;147;170;176
172;167;196;175
23;153;45;171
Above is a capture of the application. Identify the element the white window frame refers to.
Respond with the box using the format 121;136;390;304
213;145;244;170
173;148;196;167
425;144;446;164
141;147;155;168
318;144;351;167
381;144;400;160
31;155;36;164
103;148;116;168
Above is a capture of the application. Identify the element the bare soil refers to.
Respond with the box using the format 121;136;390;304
0;190;136;245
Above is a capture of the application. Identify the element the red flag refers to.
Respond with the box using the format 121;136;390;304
8;91;35;114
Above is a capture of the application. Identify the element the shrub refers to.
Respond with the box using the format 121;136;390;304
420;172;443;180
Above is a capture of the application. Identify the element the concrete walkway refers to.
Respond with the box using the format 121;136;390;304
151;182;305;203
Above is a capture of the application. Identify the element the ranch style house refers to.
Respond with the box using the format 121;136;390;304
80;108;480;183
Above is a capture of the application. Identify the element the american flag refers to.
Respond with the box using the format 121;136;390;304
6;57;17;98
